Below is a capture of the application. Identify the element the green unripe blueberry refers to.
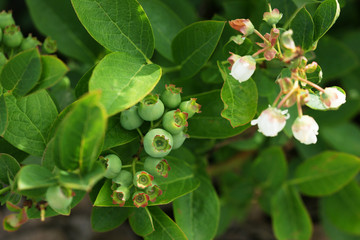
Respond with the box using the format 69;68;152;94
120;106;143;130
20;34;41;51
160;84;182;109
46;186;73;212
138;94;164;121
143;128;173;158
43;36;57;54
144;157;171;178
133;171;154;189
111;185;130;206
132;191;150;208
103;154;122;179
112;170;133;186
0;11;15;29
172;131;189;150
179;98;201;118
0;52;7;68
3;25;23;48
162;109;188;135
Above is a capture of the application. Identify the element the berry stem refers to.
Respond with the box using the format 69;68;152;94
295;76;325;92
162;65;181;74
297;93;303;117
252;48;268;57
277;81;299;108
122;164;132;168
272;91;283;107
132;157;137;176
255;57;267;62
136;128;144;140
254;29;270;45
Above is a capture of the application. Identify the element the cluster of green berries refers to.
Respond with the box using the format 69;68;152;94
121;84;201;156
103;85;200;208
0;10;57;67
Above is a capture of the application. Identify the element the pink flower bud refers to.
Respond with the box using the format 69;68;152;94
251;107;289;137
292;115;319;145
263;8;283;25
229;19;254;36
320;87;346;109
229;55;256;82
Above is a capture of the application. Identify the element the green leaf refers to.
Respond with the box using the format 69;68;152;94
187;90;250;139
315;36;358;81
223;37;253;57
51;91;107;173
89;52;161;116
290;7;314;51
26;0;103;63
172;21;225;79
313;0;340;42
103;115;138;150
144;207;187;240
94;155;199;207
173;174;220;240
306;92;328;111
0;95;8;136
218;62;258;127
129;207;155;236
30;55;69;93
292;151;360;196
0;48;41;96
0;154;20;185
321;180;360;235
159;0;197;25
58;162;105;191
2;90;58;156
251;146;287;189
75;66;94;99
91;206;130;232
321;123;360;156
71;0;154;59
271;185;312;240
17;165;57;194
138;0;185;61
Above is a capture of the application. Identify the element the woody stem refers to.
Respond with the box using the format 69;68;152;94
296;76;325;92
277;81;299;108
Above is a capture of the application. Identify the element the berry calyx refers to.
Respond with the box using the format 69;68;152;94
103;154;122;179
120;106;144;130
133;171;154;189
179;98;201;118
20;34;41;51
43;36;57;54
160;84;182;109
143;128;173;158
146;182;162;202
162;109;188;134
132;191;150;208
144;157;171;178
111;185;130;207
138;94;165;121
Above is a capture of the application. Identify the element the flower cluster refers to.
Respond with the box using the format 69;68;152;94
106;85;200;207
227;5;346;144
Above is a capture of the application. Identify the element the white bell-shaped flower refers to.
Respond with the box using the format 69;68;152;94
292;115;319;145
320;87;346;109
251;107;289;137
230;55;256;82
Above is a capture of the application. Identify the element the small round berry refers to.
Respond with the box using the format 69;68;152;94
43;36;57;54
120;106;144;130
160;84;182;109
3;25;23;48
133;171;154;189
138;94;164;121
162;109;188;135
132;191;150;208
20;34;41;51
179;98;201;118
146;182;162;202
112;170;132;186
103;154;122;179
144;157;171;178
111;185;130;207
143;128;173;157
0;11;15;29
172;131;189;150
46;186;73;212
